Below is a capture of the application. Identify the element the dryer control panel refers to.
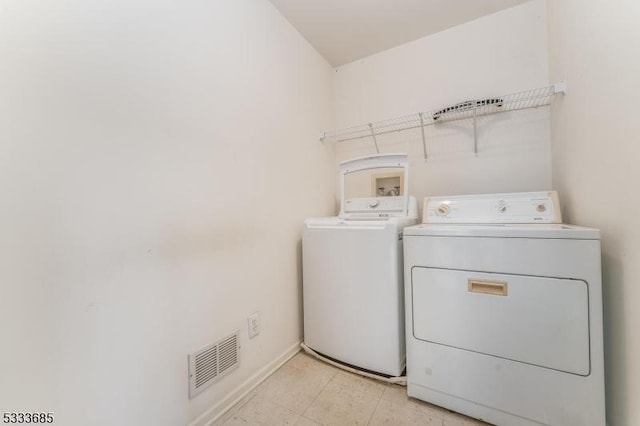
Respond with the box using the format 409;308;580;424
423;191;561;224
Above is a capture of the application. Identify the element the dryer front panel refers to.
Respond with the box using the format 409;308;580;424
411;267;590;376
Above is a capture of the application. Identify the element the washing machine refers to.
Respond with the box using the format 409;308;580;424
403;191;605;426
302;154;418;377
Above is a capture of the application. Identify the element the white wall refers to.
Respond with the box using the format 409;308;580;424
547;1;640;425
0;1;335;425
331;0;552;204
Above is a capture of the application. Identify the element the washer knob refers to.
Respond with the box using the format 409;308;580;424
369;199;379;208
436;203;450;216
536;203;547;212
498;205;507;213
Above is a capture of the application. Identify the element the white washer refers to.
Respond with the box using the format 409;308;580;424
302;154;418;377
403;192;605;426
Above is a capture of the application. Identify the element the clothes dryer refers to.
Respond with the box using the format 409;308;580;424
403;191;605;426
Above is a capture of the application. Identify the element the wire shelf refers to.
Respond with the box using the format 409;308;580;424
321;82;566;157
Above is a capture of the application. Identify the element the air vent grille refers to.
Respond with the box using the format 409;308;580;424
188;330;240;399
218;333;238;374
194;346;218;387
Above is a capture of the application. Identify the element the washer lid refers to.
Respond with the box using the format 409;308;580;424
403;223;600;239
339;153;411;219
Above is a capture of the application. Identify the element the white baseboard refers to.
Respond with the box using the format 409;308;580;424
189;340;302;426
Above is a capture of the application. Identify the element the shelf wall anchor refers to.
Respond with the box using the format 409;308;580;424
554;80;567;94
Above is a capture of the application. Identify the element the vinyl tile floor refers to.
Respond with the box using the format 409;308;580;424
214;351;490;426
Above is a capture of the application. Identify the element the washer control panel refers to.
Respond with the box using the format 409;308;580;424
345;196;405;214
423;191;561;224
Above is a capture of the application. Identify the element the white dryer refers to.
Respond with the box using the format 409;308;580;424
403;192;605;426
302;154;418;377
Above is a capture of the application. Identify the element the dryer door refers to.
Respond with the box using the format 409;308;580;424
411;267;590;375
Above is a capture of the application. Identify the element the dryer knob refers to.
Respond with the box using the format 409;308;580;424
436;203;450;216
369;199;379;208
499;205;508;213
536;203;547;212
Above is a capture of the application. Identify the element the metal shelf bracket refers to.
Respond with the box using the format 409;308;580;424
368;123;380;154
419;113;427;161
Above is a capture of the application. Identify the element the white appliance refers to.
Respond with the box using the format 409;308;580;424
302;154;418;377
403;191;605;426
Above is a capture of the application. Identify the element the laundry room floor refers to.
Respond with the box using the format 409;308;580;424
214;351;489;426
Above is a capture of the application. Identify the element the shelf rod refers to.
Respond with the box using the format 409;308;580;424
368;123;380;154
335;123;421;142
419;113;427;161
324;82;564;145
333;103;551;143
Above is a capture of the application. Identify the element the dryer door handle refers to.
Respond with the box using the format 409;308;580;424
467;279;508;296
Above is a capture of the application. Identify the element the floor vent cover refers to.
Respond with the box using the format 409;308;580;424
188;330;240;399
